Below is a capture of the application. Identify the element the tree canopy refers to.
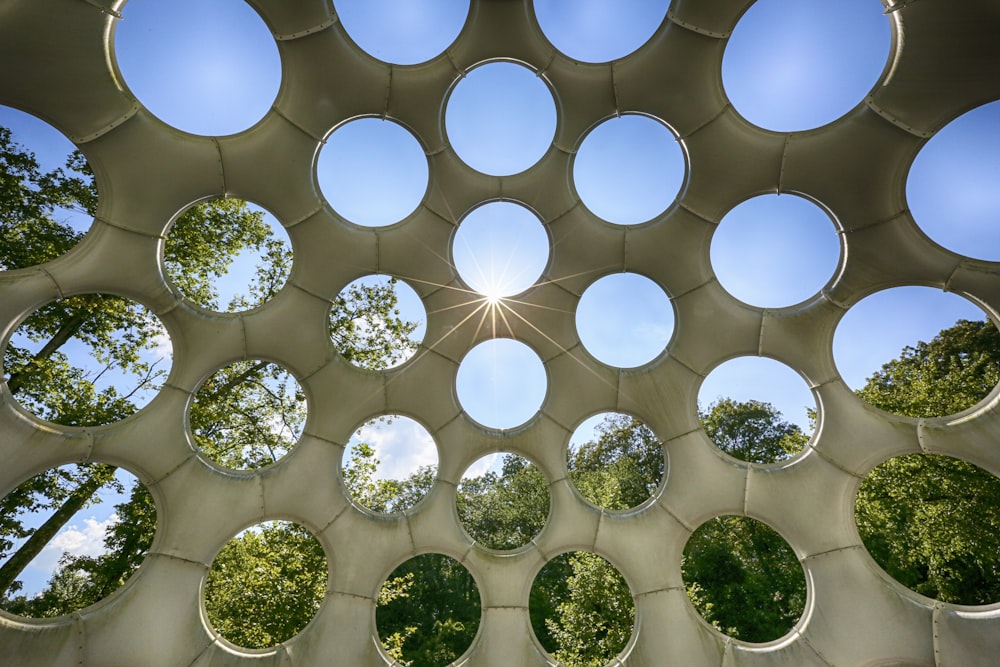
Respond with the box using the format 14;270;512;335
854;318;1000;605
0;124;421;617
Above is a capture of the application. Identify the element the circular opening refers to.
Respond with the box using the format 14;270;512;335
533;0;669;63
833;287;997;417
317;118;428;227
453;201;549;299
0;464;155;617
567;413;664;510
721;0;891;132
376;553;481;664
0;106;95;255
114;0;281;136
711;194;840;308
331;276;426;370
682;515;806;642
573;114;684;225
856;454;1000;605
445;62;557;176
342;415;438;513
457;454;549;550
334;0;470;65
5;295;171;425
456;339;547;429
164;199;292;312
529;551;634;665
204;520;327;648
699;357;815;463
190;360;306;469
907;100;1000;261
576;273;673;368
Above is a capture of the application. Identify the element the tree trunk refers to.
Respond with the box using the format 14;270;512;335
0;469;111;596
5;310;88;395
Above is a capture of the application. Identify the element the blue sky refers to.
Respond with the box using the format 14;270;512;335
3;0;998;597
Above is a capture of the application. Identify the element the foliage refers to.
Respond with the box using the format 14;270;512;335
204;521;327;649
0;122;419;614
678;400;809;642
163;199;281;311
0;125;94;272
330;278;420;370
456;455;549;550
568;413;663;510
856;319;1000;418
682;516;806;642
190;360;307;469
376;554;481;666
2;481;156;617
856;454;1000;604
536;551;634;667
700;398;809;464
855;318;1000;605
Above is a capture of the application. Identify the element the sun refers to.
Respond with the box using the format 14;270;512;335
482;286;505;306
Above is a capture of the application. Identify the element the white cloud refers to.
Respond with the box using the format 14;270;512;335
151;330;173;360
349;417;438;481
25;514;119;586
462;453;502;479
48;514;118;558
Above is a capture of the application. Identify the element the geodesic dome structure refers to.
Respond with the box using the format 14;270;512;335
2;0;1000;665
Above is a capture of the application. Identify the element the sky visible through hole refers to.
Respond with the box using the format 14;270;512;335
1;0;997;598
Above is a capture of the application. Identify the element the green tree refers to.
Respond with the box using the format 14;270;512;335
855;318;1000;605
856;318;999;419
1;127;164;599
682;516;806;642
535;551;634;667
699;398;809;464
376;554;481;666
1;124;420;614
680;400;809;641
456;455;550;551
568;413;663;510
203;521;327;649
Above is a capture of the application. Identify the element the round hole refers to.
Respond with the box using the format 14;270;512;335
576;273;673;368
317;118;428;227
722;0;891;132
0;464;156;617
164;199;292;312
342;416;438;513
529;551;635;666
5;295;171;425
190;360;306;470
0;106;94;250
711;194;840;308
533;0;669;63
331;276;426;370
568;413;664;510
908;100;1000;261
114;0;281;136
457;454;549;550
334;0;470;65
445;62;557;176
573;114;684;225
456;339;546;429
698;356;815;463
204;520;327;649
682;516;806;642
833;287;995;416
856;454;1000;605
453;201;549;298
376;553;481;664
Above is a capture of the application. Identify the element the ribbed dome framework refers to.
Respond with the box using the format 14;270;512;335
2;0;999;665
